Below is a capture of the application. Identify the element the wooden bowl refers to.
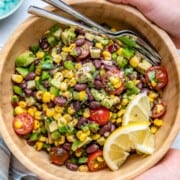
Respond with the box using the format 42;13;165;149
0;0;180;179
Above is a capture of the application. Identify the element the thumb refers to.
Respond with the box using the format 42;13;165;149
108;0;152;12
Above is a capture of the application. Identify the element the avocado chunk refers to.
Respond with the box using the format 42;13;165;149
15;50;35;67
61;27;76;45
16;67;29;77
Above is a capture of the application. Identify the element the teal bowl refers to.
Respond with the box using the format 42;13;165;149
0;0;24;20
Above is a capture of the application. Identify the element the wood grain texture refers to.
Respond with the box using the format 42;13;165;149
0;0;180;179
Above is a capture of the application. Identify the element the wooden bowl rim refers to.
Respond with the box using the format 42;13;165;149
0;0;180;179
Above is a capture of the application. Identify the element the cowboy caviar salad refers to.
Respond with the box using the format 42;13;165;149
11;25;168;172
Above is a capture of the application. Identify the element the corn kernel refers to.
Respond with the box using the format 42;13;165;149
72;118;79;127
129;55;140;68
75;63;82;70
19;101;27;108
14;119;23;129
110;118;116;123
34;120;40;130
151;81;157;87
93;163;99;169
67;106;75;115
62;91;72;99
46;108;55;117
68;43;76;51
39;136;47;142
95;42;103;49
58;117;67;126
35;67;41;75
53;112;62;121
114;82;122;89
79;165;89;172
63;70;74;79
68;78;77;87
36;51;45;59
122;98;129;106
35;141;44;151
27;106;37;116
11;74;23;83
34;111;42;120
153;119;163;127
97;156;104;162
42;92;51;103
92;134;101;140
54;106;64;113
149;91;158;99
117;109;125;118
76;131;87;141
53;54;62;64
111;28;117;32
78;91;87;101
54;72;63;81
66;134;76;142
42;104;48;111
117;48;123;55
109;76;120;85
150;126;158;134
55;136;65;145
62;47;69;52
75;149;82;157
59;82;68;91
63;114;72;122
14;106;25;115
102;50;111;60
116;117;122;124
97;137;106;146
35;76;40;81
36;91;43;100
83;108;90;118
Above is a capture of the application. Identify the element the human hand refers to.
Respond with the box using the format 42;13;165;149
108;0;180;48
134;149;180;180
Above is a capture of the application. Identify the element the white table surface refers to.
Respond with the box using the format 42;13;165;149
0;0;180;149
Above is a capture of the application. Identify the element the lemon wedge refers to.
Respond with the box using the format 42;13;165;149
103;122;154;171
122;93;151;125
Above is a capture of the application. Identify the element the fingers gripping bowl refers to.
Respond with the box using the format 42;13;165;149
0;0;180;179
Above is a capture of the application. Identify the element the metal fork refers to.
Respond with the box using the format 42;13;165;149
28;0;161;65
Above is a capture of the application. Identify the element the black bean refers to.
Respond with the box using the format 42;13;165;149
39;38;49;49
75;27;85;35
66;162;78;171
77;42;90;60
63;143;72;151
99;122;112;135
129;74;137;80
141;88;149;95
34;59;40;65
86;144;99;154
108;44;118;53
93;60;101;69
73;101;81;111
20;80;27;89
43;80;49;88
104;64;116;71
86;88;94;101
24;88;33;96
47;101;55;108
77;117;89;128
94;80;104;89
54;96;67;106
137;82;143;89
95;74;101;80
26;140;36;146
89;101;101;109
25;72;36;81
75;38;85;46
110;124;116;132
74;84;87;91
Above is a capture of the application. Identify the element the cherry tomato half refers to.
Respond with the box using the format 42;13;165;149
145;66;168;91
151;102;167;118
49;147;70;166
88;150;107;171
102;68;125;95
13;113;34;135
90;108;110;125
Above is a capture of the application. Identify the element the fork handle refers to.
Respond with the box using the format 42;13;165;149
28;5;104;36
41;0;110;34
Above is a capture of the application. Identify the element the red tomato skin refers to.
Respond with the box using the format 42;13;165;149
13;113;34;135
151;102;167;118
88;150;107;171
49;147;70;166
102;68;125;95
90;108;110;125
145;66;168;91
